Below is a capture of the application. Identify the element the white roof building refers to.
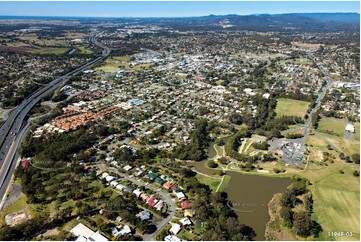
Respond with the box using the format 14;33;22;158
116;184;126;191
123;165;133;171
70;223;109;241
119;225;132;235
345;123;355;133
110;180;119;187
169;223;181;235
100;172;109;179
105;175;115;182
179;217;192;226
164;235;181;241
133;188;142;197
262;93;270;99
175;192;186;200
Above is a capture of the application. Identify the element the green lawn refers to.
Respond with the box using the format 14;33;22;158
309;164;360;241
28;47;70;55
275;98;310;118
214;144;224;156
217;175;231;192
178;229;200;240
319;132;360;156
317;118;347;137
353;122;360;141
96;56;131;72
215;79;225;85
300;136;360;242
77;46;93;54
195;173;221;193
131;63;152;70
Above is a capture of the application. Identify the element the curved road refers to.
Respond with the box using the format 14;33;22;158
0;33;110;211
96;164;176;241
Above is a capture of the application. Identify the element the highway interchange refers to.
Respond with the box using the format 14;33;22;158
0;33;110;210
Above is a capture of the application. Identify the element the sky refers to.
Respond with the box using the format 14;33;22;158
0;1;359;18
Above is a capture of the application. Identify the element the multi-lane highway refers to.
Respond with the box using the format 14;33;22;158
0;33;110;210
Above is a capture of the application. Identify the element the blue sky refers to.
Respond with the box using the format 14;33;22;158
0;1;359;17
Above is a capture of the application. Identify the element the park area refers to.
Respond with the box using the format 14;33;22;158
275;98;310;118
96;56;152;73
317;117;347;137
303;133;360;241
304;162;360;241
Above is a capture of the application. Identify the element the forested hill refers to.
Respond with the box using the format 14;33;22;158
0;12;359;32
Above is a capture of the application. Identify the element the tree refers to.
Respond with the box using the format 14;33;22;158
269;129;282;138
280;206;293;228
216;138;225;146
207;160;218;168
218;157;228;165
114;147;134;163
293;211;312;237
351;153;360;164
353;170;360;177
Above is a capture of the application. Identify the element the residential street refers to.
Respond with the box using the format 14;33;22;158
96;164;176;241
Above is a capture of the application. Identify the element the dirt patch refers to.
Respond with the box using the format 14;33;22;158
42;228;60;237
5;209;31;226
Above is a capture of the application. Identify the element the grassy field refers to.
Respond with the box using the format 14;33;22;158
131;63;152;71
195;173;222;193
319;132;360;156
317;118;347;137
275;98;310;118
306;134;334;162
301;133;360;240
77;46;93;54
178;229;200;240
28;47;70;55
354;122;360;141
217;175;231;192
96;56;131;72
308;163;360;241
215;79;225;85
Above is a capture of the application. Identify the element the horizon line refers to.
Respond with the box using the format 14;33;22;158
0;11;359;19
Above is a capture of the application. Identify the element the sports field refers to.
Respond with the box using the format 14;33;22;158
275;98;310;118
317;117;347;137
96;56;131;72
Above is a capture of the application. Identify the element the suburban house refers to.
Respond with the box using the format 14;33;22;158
169;223;181;235
70;223;109;241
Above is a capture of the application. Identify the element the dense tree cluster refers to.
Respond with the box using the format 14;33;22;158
21;126;97;162
279;177;322;237
285;133;304;139
173;119;211;161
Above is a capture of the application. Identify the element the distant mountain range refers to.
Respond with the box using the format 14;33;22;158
203;12;360;24
0;12;359;32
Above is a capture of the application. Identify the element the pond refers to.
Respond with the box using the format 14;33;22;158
188;141;291;240
225;172;290;240
207;136;230;158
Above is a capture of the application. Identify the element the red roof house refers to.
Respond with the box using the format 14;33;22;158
181;200;193;209
21;159;30;169
163;181;176;190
